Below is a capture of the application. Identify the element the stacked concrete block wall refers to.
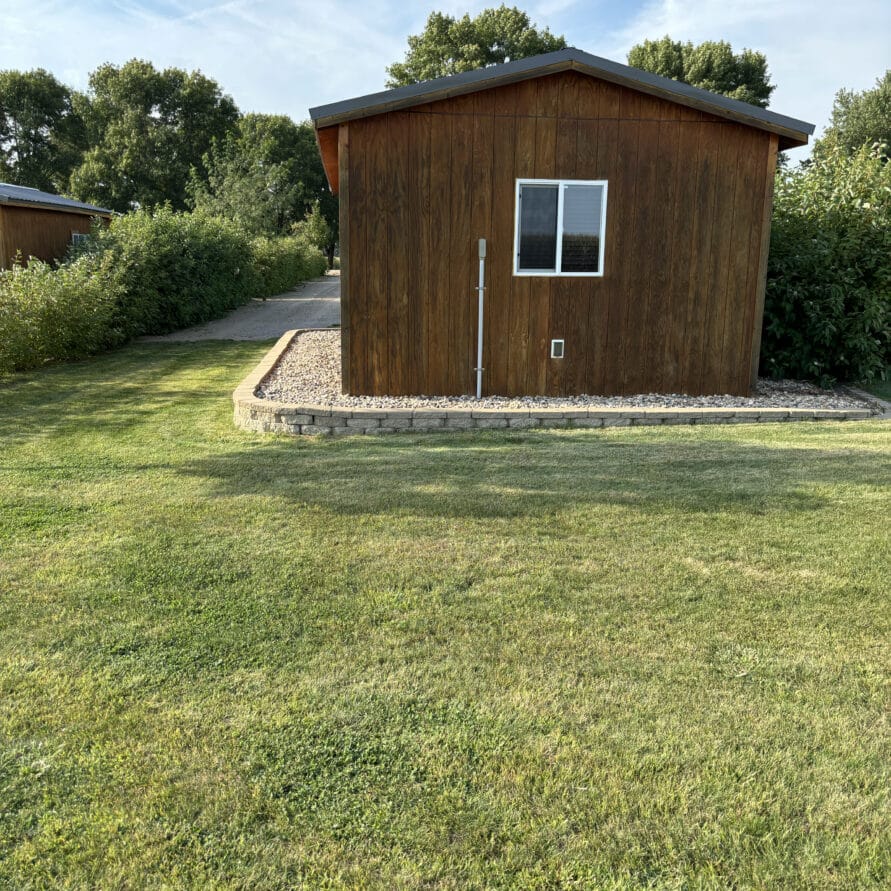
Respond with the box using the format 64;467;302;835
233;331;877;436
234;401;874;436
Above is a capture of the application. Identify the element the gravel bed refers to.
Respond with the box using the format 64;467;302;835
256;329;875;412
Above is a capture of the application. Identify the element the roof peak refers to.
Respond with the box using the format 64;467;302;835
310;47;813;151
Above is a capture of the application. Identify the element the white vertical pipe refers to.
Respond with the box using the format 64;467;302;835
476;238;486;399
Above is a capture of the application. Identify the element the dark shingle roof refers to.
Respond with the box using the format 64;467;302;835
310;47;814;150
0;183;112;216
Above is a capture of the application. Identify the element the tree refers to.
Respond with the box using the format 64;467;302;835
816;71;891;159
0;69;85;191
190;114;305;236
292;200;332;254
627;37;774;107
68;60;239;212
386;5;566;87
189;114;338;259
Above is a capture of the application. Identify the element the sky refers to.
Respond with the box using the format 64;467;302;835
1;0;888;154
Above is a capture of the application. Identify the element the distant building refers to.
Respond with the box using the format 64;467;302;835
0;183;112;269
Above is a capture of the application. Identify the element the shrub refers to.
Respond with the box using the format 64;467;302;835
763;144;891;385
97;207;258;337
0;208;327;375
291;200;332;258
250;234;327;299
0;252;122;373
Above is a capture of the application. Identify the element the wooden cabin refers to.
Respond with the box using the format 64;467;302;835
0;183;112;269
310;48;813;397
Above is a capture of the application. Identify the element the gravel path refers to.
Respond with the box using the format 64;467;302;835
142;275;340;342
257;329;875;411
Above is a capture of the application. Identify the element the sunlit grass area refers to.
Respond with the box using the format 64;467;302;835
1;343;889;888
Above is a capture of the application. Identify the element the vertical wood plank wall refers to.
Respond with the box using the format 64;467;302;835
338;71;776;397
0;205;96;269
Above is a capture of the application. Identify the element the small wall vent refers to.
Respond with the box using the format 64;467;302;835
550;339;565;359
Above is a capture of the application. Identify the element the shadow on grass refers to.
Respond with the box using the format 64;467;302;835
177;432;885;518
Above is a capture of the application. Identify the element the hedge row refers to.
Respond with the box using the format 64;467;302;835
762;144;890;386
0;252;123;373
251;235;327;301
0;208;326;373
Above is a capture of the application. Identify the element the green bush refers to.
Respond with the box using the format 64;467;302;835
96;210;325;332
0;208;327;374
763;144;891;385
0;253;122;374
97;207;258;337
250;234;327;299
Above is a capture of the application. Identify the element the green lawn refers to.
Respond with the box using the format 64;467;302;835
1;343;889;889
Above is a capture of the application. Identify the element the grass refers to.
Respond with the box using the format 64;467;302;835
1;342;889;889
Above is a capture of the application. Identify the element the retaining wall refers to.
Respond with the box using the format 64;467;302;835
234;331;876;436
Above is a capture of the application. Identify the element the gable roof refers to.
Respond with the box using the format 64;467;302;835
0;183;112;217
310;47;814;152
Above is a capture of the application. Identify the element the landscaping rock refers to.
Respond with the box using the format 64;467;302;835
256;329;874;413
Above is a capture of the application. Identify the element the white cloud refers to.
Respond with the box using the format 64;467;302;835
594;0;891;152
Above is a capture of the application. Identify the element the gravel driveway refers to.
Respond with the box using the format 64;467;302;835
142;275;340;342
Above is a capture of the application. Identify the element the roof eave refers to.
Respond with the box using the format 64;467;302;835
309;55;572;129
309;48;813;149
564;59;810;149
0;197;113;217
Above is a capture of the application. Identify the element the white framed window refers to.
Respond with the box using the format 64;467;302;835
71;231;90;246
513;179;608;277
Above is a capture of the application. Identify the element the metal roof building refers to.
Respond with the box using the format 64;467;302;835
0;183;112;268
0;183;112;217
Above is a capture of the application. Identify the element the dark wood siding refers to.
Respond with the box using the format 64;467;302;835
339;70;776;396
337;124;351;392
0;205;97;269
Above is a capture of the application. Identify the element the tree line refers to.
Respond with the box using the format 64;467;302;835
0;61;336;259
